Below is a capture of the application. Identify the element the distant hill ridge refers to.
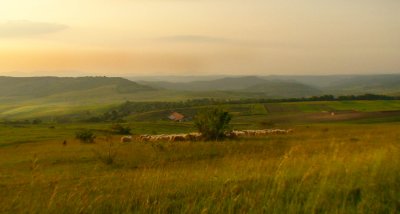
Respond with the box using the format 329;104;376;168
243;80;322;98
141;76;268;91
141;76;322;98
1;74;399;100
140;74;400;97
0;76;154;98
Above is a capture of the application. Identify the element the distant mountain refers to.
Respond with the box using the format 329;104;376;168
1;74;399;120
136;74;400;95
143;76;280;91
242;81;322;98
260;75;354;88
127;75;228;83
0;76;154;98
259;74;400;94
321;74;400;95
141;76;322;98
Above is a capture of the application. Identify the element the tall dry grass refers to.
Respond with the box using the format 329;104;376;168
0;124;399;213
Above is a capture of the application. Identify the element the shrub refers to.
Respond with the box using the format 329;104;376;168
110;124;131;135
194;107;232;141
93;141;118;165
31;119;42;124
75;129;96;143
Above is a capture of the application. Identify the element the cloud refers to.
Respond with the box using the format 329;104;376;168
156;35;297;49
0;20;68;37
157;35;232;44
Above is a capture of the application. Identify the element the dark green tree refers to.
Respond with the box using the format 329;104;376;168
75;129;96;143
194;107;232;141
110;123;131;135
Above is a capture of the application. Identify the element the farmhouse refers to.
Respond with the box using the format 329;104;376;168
168;112;185;122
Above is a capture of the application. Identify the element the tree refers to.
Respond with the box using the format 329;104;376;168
194;107;232;141
75;129;96;143
110;123;131;135
31;119;42;124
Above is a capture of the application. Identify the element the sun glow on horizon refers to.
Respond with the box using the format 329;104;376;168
1;0;399;76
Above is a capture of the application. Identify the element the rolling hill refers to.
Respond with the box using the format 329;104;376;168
141;76;322;98
1;74;399;120
322;74;400;95
0;76;154;98
259;74;400;94
141;76;268;91
242;81;322;98
137;74;400;96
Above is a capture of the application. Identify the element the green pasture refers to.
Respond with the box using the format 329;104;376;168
0;122;197;147
267;100;400;113
1;100;400;122
1;100;399;148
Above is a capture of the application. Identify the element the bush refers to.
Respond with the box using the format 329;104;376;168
110;124;131;135
194;107;232;141
31;119;42;124
93;141;118;165
75;130;96;143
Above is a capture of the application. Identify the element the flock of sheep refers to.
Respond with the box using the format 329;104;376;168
228;129;293;137
120;129;293;143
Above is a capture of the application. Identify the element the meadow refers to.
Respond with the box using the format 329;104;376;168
0;100;399;213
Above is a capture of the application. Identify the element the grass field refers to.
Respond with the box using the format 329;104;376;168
0;100;400;213
0;123;399;213
0;89;267;120
263;100;400;113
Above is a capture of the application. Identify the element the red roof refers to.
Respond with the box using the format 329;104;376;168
169;112;184;121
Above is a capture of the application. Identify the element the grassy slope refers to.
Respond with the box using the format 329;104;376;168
1;75;399;120
0;123;399;213
0;100;399;212
322;74;400;95
242;81;322;98
128;101;400;123
0;121;196;147
0;88;268;120
142;76;323;98
0;76;153;97
1;100;399;147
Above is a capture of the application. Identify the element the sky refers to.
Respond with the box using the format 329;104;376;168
0;0;399;76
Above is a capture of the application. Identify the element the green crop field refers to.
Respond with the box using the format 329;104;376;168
265;100;400;113
0;100;399;213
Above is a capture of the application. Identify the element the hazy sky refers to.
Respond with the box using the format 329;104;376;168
1;0;399;76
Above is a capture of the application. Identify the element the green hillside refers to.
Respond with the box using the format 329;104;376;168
142;76;268;91
323;74;400;95
0;76;154;98
124;100;400;126
242;81;321;98
140;74;400;96
259;74;400;94
1;75;399;120
0;89;264;120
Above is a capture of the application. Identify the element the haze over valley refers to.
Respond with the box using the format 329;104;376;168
1;0;400;213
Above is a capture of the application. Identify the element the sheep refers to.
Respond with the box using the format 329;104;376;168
229;130;246;137
138;133;202;142
137;129;292;143
139;135;152;142
187;132;202;141
229;129;293;138
120;136;133;143
171;134;186;142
